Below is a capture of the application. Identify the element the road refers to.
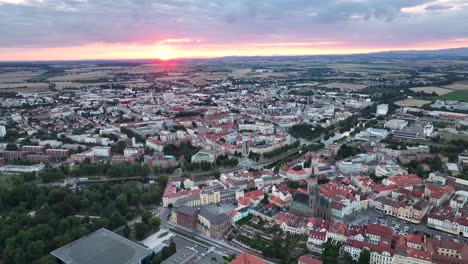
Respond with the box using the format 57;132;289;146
343;208;468;243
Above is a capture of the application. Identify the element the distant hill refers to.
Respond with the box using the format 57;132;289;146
350;47;468;59
217;47;468;61
1;47;467;65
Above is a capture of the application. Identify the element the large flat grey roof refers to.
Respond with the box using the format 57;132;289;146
51;228;153;264
161;247;198;264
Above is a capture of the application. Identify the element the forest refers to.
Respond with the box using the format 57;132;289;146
0;176;167;264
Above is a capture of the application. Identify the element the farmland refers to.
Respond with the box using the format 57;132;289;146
395;99;432;107
410;86;453;95
432;91;468;102
320;82;368;90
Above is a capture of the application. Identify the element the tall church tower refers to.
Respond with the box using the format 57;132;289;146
307;177;318;216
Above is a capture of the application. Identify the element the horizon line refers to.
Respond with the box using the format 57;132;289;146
0;46;467;63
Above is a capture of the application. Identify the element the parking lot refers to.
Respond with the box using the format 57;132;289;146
343;208;468;243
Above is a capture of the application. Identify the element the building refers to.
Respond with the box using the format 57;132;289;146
376;104;388;116
229;253;267;264
25;154;53;162
458;151;468;167
92;146;111;157
46;149;70;157
0;125;6;137
21;145;45;153
0;163;45;173
51;228;153;264
197;208;231;239
297;256;322;264
191;149;218;163
384;119;408;130
160;247;198;264
174;205;199;230
391;130;425;140
291;192;312;217
164;93;175;102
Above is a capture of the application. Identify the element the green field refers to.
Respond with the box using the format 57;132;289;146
28;68;66;82
432;90;468;102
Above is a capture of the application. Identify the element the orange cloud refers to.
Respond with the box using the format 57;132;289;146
0;38;467;61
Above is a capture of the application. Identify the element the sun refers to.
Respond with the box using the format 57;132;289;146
153;47;174;61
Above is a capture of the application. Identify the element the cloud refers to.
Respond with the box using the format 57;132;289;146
425;4;453;11
159;38;196;45
0;0;466;52
0;0;26;4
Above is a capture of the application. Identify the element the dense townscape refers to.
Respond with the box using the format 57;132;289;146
1;56;468;264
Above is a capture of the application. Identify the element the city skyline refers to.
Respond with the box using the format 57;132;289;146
0;0;468;61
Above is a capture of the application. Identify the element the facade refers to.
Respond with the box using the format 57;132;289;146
21;145;46;153
174;205;199;230
46;149;70;157
191;150;217;163
197;208;231;239
376;104;388;116
0;163;46;173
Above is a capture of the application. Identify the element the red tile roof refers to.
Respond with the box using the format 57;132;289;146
298;255;322;264
229;253;267;264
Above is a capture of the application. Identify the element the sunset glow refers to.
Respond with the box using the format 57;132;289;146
0;0;467;61
1;39;468;62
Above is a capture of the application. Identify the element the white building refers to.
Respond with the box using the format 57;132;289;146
92;147;111;157
0;164;46;173
384;119;408;130
38;140;63;148
366;128;389;138
376;104;389;116
424;124;433;137
0;125;6;137
163;93;175;102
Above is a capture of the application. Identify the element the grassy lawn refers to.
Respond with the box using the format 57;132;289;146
430;90;468;102
439;132;468;141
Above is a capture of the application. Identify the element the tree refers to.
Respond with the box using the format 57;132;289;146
110;211;126;229
134;222;148;240
6;143;18;151
149;217;161;231
169;241;176;254
26;240;45;261
160;246;172;260
123;224;131;238
114;140;127;154
0;180;165;263
261;192;269;205
116;193;128;212
223;254;236;264
358;249;371;264
141;210;152;225
321;240;340;264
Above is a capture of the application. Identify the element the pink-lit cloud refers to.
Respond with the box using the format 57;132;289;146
0;0;467;60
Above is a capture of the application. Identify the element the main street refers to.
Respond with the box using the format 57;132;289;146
343;208;468;243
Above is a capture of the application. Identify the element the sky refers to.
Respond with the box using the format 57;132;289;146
0;0;467;61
